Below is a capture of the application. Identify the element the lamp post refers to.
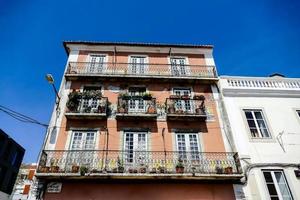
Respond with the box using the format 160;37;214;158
45;74;61;107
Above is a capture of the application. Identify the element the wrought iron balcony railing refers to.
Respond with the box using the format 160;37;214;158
117;96;157;116
165;97;211;119
37;150;242;176
66;95;108;117
66;62;217;79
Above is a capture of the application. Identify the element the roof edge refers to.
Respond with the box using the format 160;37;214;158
63;41;213;54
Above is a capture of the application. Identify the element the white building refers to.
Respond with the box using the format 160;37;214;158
218;75;300;200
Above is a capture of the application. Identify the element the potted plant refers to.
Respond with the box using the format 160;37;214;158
66;91;81;112
139;164;147;173
143;92;152;100
157;166;165;173
150;168;157;174
176;109;184;114
119;92;130;100
71;164;80;173
224;166;233;174
50;160;59;173
215;166;223;174
80;166;88;176
117;157;124;173
40;166;50;173
176;158;184;173
147;104;156;114
195;107;205;114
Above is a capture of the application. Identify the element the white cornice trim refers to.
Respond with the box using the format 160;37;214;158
222;88;300;98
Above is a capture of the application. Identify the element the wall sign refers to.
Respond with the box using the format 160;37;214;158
47;182;62;193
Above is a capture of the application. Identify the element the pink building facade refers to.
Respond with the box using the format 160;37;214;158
36;42;242;200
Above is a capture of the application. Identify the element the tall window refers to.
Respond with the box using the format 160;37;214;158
244;109;271;138
170;57;188;76
89;55;106;73
124;132;147;163
68;131;97;168
176;133;200;160
128;87;146;112
70;131;96;150
129;56;147;74
263;170;293;200
173;88;193;113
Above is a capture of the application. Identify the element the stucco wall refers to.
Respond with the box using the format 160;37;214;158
44;182;235;200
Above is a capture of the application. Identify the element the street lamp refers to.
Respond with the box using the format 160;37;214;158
45;74;61;106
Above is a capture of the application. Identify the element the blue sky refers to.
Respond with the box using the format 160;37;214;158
0;0;299;163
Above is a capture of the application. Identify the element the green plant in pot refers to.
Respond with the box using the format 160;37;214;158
50;159;59;173
176;158;184;173
117;157;124;173
80;166;88;176
168;102;175;114
66;91;81;112
143;92;152;100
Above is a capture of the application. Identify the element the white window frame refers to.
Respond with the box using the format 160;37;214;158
168;56;190;76
175;132;201;161
79;85;103;113
243;109;271;139
69;131;97;150
127;87;147;113
172;88;195;113
262;170;293;200
128;55;149;74
123;131;148;165
87;54;108;73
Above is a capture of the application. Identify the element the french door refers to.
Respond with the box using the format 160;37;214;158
89;55;106;73
124;132;147;164
68;131;96;168
173;88;193;113
170;58;188;76
129;56;147;74
176;133;200;161
128;87;146;113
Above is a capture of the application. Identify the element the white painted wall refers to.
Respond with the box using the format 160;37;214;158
219;76;300;200
0;191;9;200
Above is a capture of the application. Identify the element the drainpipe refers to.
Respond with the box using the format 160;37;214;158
162;128;166;167
104;127;109;171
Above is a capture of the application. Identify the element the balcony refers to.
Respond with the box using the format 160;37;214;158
65;91;108;119
36;150;242;181
65;62;217;81
116;96;157;120
166;96;210;121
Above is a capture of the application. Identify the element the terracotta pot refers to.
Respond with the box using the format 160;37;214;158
225;167;233;174
139;167;147;173
176;167;184;173
147;106;156;114
72;166;79;173
50;166;59;173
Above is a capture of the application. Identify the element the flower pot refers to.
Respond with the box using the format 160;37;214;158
72;165;79;173
215;167;223;174
225;167;233;174
195;108;204;114
170;95;180;99
112;168;118;173
139;167;147;173
50;166;59;173
147;106;156;114
40;166;50;173
118;167;124;173
118;107;125;113
176;167;184;173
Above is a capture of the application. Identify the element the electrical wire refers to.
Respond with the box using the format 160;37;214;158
0;105;48;127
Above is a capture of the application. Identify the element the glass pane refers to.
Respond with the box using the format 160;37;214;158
267;184;278;195
254;111;263;119
244;111;253;119
247;119;256;128
263;172;273;183
271;197;279;200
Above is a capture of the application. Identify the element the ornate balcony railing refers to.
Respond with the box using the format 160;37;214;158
66;62;217;79
66;95;108;117
117;96;157;116
37;150;242;176
165;97;212;119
